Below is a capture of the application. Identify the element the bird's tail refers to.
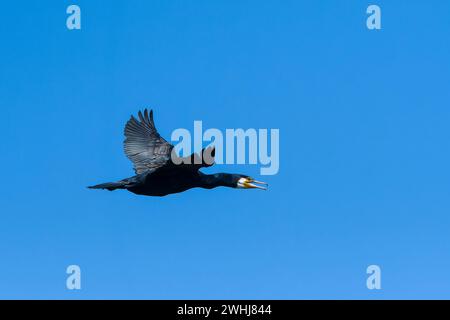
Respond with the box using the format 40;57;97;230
88;181;126;191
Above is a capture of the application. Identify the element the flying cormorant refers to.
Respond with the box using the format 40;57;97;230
88;109;267;196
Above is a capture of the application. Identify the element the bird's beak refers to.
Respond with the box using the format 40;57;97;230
242;178;268;190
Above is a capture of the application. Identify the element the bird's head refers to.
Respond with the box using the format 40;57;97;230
202;173;268;190
234;175;268;190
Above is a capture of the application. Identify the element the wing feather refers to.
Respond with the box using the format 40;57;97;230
123;109;173;174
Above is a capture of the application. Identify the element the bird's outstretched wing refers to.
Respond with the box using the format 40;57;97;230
174;146;216;170
124;109;173;174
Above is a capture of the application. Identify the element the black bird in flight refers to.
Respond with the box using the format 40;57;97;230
88;109;267;196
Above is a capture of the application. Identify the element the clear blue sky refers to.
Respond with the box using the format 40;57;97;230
1;1;449;299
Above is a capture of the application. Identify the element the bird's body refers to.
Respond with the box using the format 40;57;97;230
128;170;201;197
88;109;267;196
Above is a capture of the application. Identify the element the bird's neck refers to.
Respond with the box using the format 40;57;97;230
198;173;234;189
